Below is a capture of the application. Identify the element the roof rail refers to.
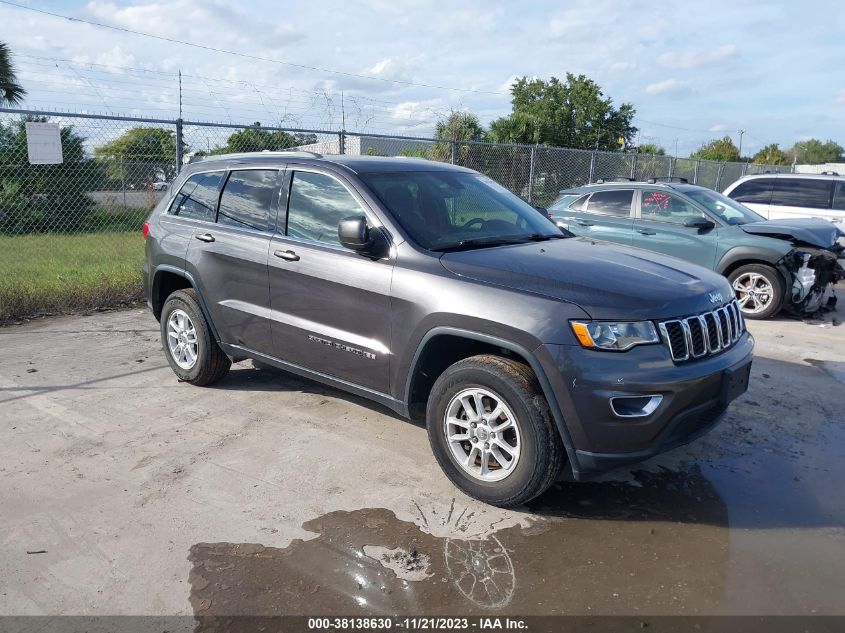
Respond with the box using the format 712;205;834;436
197;150;323;161
646;176;689;184
595;177;636;184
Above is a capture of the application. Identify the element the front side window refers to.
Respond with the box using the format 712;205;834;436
684;188;765;225
770;178;833;209
287;171;364;246
360;171;561;251
170;172;224;221
729;178;775;204
583;189;634;217
218;170;279;232
640;190;705;224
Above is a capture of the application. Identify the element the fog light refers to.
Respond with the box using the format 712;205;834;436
610;395;662;418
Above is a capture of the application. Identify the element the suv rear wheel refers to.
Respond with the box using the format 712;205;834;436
426;355;564;507
160;289;231;385
728;264;784;320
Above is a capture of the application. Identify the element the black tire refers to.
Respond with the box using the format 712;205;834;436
728;263;785;320
160;288;231;386
426;354;565;507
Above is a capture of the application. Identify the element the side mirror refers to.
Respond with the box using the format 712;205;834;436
338;215;388;258
683;216;716;229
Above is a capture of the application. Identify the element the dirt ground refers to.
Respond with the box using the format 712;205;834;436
1;306;843;616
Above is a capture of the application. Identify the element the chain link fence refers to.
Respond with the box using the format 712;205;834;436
0;107;792;321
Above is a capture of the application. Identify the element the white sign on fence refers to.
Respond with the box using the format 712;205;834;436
25;122;64;165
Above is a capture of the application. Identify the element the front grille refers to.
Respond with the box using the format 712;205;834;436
658;299;744;362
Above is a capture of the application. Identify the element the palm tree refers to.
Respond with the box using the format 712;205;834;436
0;42;26;106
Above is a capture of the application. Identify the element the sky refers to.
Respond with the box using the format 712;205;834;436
1;0;844;157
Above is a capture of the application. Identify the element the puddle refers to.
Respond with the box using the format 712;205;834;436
189;468;732;617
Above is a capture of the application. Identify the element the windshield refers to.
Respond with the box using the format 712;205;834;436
683;188;766;225
359;171;562;251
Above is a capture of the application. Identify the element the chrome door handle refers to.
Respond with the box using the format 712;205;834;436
195;233;215;243
637;229;656;235
274;249;300;262
576;220;594;226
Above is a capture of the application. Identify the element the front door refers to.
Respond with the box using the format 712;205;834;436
268;167;392;393
632;189;719;269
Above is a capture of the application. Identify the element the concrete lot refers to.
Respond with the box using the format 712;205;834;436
1;307;843;616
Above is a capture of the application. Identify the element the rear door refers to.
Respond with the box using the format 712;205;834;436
633;189;720;269
185;168;281;352
726;177;775;218
768;177;835;222
558;188;635;245
267;167;393;393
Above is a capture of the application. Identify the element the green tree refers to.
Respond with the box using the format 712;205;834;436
752;143;789;165
95;127;178;187
0;42;26;106
788;138;844;164
428;110;486;163
691;136;740;161
487;74;637;150
0;116;95;234
637;143;665;155
213;122;317;154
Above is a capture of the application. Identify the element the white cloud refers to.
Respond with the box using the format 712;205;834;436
709;124;727;132
657;45;738;70
645;79;693;97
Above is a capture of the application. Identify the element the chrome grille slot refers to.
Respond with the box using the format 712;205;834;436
659;299;745;362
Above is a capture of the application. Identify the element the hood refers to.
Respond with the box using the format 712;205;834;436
740;218;843;249
439;237;733;320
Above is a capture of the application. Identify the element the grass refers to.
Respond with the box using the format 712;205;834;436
0;231;146;323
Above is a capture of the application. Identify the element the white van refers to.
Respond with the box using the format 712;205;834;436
723;173;845;226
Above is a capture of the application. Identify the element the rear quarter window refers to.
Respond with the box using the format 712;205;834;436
169;172;224;222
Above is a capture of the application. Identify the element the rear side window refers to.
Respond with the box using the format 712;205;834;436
286;171;363;246
833;181;845;211
218;170;279;232
583;189;634;217
729;178;774;204
770;178;833;209
170;172;223;221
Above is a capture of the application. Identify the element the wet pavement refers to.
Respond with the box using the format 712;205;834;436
1;309;843;616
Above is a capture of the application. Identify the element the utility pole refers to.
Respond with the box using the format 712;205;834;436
674;138;679;158
738;129;745;157
178;69;182;119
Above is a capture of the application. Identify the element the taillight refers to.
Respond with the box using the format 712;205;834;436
142;222;150;240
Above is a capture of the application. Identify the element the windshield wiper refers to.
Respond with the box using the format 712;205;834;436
432;233;564;252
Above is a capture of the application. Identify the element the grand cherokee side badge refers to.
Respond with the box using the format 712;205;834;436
308;335;377;360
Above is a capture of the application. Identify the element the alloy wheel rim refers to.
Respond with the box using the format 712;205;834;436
732;272;774;315
166;309;198;370
444;387;521;482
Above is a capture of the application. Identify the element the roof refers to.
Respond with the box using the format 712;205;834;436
187;152;474;175
736;172;844;180
560;179;705;194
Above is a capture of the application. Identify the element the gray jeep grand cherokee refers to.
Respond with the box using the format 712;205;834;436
143;152;753;507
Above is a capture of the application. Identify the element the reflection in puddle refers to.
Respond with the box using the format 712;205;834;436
188;468;730;617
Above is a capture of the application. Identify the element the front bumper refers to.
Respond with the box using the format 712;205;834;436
536;332;754;479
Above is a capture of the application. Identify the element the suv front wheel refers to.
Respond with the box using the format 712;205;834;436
160;289;231;385
728;264;784;320
426;355;564;507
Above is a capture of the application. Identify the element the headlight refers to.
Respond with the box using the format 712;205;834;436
570;321;659;351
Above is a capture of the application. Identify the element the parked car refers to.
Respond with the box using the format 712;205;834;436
152;181;169;191
723;172;845;226
143;153;753;507
549;179;844;320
